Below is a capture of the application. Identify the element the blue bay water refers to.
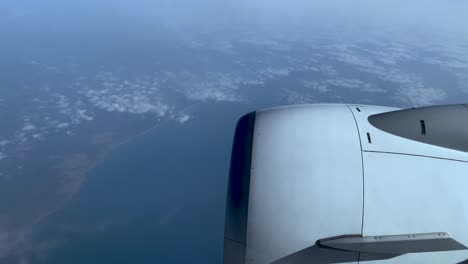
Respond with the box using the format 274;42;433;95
32;103;256;264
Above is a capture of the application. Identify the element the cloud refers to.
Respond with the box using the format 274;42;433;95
76;109;94;121
420;45;468;93
361;41;418;65
181;72;249;103
212;40;235;55
283;89;317;104
14;132;28;144
301;81;330;93
176;113;191;124
53;93;70;111
185;85;242;102
259;67;291;78
22;118;37;132
56;123;69;129
82;72;172;116
319;65;338;76
331;50;376;69
326;41;450;105
51;93;95;125
239;38;290;52
301;78;386;94
32;134;42;140
424;57;468;69
394;85;447;106
324;79;386;93
22;124;36;131
0;153;7;160
88;92;171;115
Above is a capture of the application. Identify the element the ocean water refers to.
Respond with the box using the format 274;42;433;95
31;103;255;264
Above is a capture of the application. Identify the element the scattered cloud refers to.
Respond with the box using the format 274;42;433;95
86;90;171;115
185;85;242;102
301;80;330;93
180;72;260;103
259;67;291;78
14;132;28;144
283;89;317;104
56;123;69;129
175;113;191;124
394;85;447;106
239;38;290;52
324;78;386;93
326;41;450;105
81;72;172;116
363;42;418;65
212;40;236;55
421;45;468;94
330;50;376;69
424;57;468;69
21;118;37;132
52;93;95;125
301;78;385;94
319;65;338;76
31;134;42;140
22;124;36;131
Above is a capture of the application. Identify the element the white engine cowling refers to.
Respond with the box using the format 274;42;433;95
224;104;468;264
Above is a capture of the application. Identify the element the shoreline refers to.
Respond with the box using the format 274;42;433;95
5;103;202;260
34;103;202;222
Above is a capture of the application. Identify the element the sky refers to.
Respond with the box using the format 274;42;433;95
1;0;468;37
1;0;467;66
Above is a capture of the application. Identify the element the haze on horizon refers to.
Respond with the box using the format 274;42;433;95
1;0;467;37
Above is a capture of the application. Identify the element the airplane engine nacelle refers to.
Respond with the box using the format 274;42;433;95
224;104;468;264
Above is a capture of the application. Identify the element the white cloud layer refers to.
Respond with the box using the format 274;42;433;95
327;41;449;106
394;85;448;107
180;72;263;103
